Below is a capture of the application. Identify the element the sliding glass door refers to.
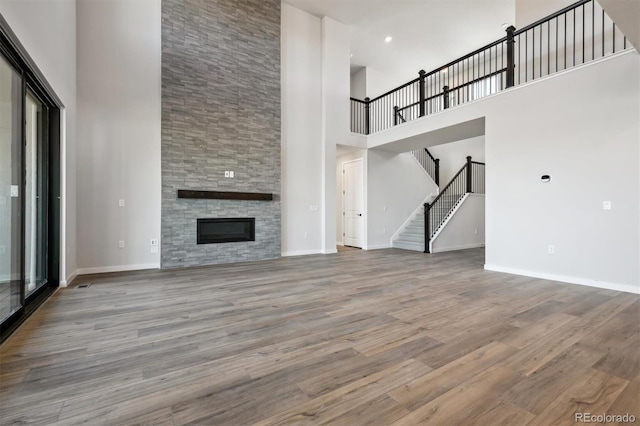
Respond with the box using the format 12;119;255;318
0;55;22;323
0;27;60;340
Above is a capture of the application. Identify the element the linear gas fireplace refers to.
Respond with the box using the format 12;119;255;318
197;218;256;244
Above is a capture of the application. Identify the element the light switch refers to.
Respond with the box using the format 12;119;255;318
224;171;230;178
229;171;234;178
119;199;125;207
10;185;19;197
603;201;611;210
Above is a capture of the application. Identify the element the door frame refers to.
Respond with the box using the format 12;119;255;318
342;158;364;249
0;16;61;343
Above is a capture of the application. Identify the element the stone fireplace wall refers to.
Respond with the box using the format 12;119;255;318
161;0;281;268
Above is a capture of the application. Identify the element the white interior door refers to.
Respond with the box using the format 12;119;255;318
343;159;363;248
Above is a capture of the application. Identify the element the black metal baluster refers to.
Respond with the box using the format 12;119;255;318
613;22;616;53
582;3;585;63
532;27;536;79
547;20;550;75
564;13;567;69
573;8;576;66
592;0;594;60
556;16;560;72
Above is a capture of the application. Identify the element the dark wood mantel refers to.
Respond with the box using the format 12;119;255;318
177;190;273;201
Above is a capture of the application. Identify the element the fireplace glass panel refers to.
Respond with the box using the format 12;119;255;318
197;218;255;244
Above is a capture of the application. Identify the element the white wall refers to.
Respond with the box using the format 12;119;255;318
428;136;485;185
0;0;77;283
321;17;350;254
367;150;437;249
350;68;366;99
336;148;367;245
485;51;639;293
76;0;161;272
281;2;323;256
515;0;576;28
432;194;485;252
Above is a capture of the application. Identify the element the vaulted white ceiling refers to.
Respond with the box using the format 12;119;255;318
284;0;516;90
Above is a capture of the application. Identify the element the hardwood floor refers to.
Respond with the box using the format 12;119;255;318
0;248;638;425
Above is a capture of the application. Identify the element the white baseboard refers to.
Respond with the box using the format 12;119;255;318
60;269;78;287
337;241;344;246
281;249;323;257
76;263;160;276
365;243;391;250
433;243;484;253
323;248;338;254
484;264;640;295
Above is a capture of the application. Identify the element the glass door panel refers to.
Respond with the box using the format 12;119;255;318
25;91;47;297
0;56;23;321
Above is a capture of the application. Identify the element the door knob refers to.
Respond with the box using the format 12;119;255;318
357;213;362;216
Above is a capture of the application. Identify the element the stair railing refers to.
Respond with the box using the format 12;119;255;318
423;156;485;253
411;148;440;186
350;0;628;135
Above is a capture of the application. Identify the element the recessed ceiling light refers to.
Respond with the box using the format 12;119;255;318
384;36;393;43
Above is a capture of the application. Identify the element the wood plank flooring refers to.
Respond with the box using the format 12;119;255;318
0;248;638;425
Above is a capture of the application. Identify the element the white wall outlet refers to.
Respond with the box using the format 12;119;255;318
603;201;611;210
224;171;230;178
118;240;125;249
150;246;159;254
229;171;234;178
548;245;555;254
10;185;19;197
304;232;308;238
383;228;387;234
474;228;478;234
118;199;125;207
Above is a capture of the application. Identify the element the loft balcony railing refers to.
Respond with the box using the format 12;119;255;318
350;0;631;135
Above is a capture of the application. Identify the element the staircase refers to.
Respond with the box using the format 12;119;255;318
392;193;467;252
392;156;485;253
392;198;432;251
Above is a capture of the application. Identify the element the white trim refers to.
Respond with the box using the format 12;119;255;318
433;243;484;253
365;243;391;250
282;249;323;257
484;264;640;295
322;248;338;255
390;192;436;245
59;269;78;288
336;241;344;246
76;263;160;276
